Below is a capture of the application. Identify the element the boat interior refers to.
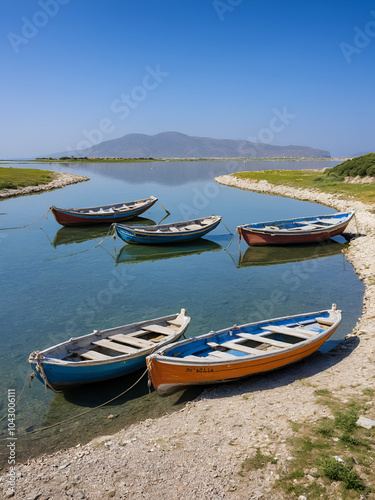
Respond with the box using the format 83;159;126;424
165;313;336;362
53;316;184;362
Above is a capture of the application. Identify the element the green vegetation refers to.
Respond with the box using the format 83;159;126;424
233;161;375;204
276;396;374;498
326;153;375;178
240;448;277;472
0;167;54;190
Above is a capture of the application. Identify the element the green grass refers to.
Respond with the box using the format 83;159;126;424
274;394;375;498
0;167;54;190
233;169;375;204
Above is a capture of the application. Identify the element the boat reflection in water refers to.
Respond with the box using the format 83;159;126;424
116;238;222;265
52;217;156;248
237;239;345;268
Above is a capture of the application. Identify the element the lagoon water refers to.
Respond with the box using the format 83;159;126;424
0;160;364;463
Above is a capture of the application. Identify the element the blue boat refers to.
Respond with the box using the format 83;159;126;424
29;310;190;392
115;215;222;245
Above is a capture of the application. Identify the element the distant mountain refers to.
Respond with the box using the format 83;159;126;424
51;132;330;159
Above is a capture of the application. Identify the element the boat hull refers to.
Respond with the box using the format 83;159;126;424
51;197;157;226
115;217;221;245
31;355;147;391
147;327;337;395
239;212;354;246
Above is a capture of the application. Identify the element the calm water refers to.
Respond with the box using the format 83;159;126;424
0;160;364;463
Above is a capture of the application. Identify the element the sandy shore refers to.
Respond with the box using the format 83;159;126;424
2;174;375;499
0;172;89;199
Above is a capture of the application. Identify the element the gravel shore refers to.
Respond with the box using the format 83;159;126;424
2;174;375;499
0;172;89;199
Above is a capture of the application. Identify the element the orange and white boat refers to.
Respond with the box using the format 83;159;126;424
146;305;341;396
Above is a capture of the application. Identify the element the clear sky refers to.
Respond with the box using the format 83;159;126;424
1;0;374;158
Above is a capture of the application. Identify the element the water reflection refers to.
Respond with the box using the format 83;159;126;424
116;238;222;265
237;239;345;268
51;217;156;247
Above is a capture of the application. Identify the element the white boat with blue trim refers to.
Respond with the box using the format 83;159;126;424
29;309;190;392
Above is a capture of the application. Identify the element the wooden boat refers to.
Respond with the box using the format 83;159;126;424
29;309;190;392
115;215;222;245
116;239;222;265
146;305;341;396
50;196;158;226
238;211;355;246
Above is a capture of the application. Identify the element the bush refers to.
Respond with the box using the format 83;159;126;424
318;456;367;491
326;153;375;178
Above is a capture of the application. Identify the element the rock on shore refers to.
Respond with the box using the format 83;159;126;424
1;173;375;499
0;172;89;199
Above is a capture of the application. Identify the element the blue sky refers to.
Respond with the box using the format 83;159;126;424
1;0;374;158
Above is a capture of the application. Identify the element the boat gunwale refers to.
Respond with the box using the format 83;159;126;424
115;215;222;236
148;307;341;367
238;211;355;235
51;196;157;215
29;311;190;368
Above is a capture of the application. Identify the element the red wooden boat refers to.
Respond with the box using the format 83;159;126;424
50;196;157;226
238;211;355;246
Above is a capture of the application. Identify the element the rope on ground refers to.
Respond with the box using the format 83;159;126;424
0;208;51;230
224;227;238;250
158;200;170;215
220;219;234;235
0;364;31;424
0;368;149;441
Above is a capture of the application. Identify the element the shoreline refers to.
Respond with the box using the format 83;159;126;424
2;174;375;498
0;172;89;199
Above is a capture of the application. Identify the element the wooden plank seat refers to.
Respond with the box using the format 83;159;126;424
209;350;237;360
183;224;202;230
92;339;137;354
141;324;175;336
167;319;183;327
260;325;315;339
78;349;113;361
108;334;153;348
316;317;335;326
221;341;262;355
237;333;292;347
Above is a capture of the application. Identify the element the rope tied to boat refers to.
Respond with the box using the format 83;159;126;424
158;200;170;216
0;208;51;230
224;227;238;250
220;219;233;235
0;366;150;442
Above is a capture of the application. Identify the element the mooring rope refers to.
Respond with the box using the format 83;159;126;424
0;208;51;230
220;219;234;235
158;200;170;215
224;227;238;250
43;224;116;262
0;367;149;441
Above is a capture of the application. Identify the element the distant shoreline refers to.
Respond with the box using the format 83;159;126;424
0;157;347;164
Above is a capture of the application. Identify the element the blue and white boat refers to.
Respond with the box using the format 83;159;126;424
115;215;222;245
29;310;190;392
